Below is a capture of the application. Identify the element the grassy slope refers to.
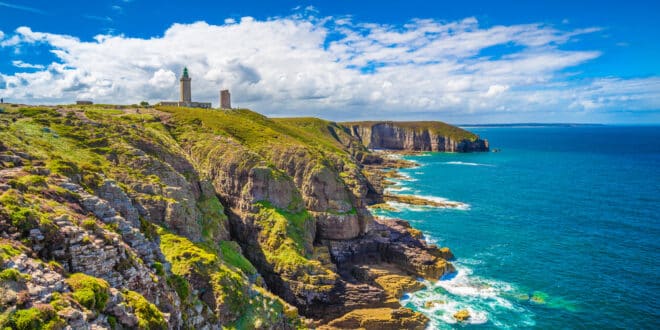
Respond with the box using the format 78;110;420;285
0;105;301;328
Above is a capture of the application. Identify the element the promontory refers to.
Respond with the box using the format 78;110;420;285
0;104;487;329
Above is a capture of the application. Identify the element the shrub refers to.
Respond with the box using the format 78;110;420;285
152;262;164;276
167;274;189;299
9;207;41;236
107;315;117;329
66;273;110;312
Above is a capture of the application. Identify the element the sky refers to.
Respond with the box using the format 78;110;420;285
1;0;659;123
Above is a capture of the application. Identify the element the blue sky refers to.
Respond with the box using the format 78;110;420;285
1;0;659;123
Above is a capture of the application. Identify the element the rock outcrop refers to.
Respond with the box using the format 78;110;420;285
343;121;489;152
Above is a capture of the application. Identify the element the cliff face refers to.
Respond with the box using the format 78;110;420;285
0;105;473;329
344;121;489;152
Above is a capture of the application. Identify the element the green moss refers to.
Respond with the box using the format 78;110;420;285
66;273;110;312
123;290;167;330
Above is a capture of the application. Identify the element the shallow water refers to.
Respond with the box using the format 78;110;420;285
373;126;660;329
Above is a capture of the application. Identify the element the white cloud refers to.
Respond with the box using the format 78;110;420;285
149;69;176;88
0;15;657;123
484;84;509;97
12;60;45;69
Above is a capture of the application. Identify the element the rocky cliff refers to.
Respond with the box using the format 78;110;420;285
0;104;478;329
343;121;489;152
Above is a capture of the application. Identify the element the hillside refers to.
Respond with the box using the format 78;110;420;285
0;104;479;329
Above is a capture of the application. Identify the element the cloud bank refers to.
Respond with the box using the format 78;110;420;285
0;13;658;122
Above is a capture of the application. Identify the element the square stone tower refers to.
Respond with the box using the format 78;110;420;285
180;67;192;104
220;89;231;109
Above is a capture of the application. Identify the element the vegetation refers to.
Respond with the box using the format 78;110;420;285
123;290;167;330
219;240;257;275
5;305;65;330
66;273;111;312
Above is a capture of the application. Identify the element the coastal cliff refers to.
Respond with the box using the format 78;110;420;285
343;121;489;152
0;104;478;329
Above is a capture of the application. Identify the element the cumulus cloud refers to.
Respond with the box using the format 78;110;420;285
0;14;658;122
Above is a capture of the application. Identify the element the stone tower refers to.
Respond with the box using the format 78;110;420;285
220;89;231;109
180;67;191;104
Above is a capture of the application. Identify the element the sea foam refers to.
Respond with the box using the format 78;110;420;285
443;161;494;167
402;263;536;329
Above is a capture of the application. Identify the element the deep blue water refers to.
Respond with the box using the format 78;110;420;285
374;126;660;329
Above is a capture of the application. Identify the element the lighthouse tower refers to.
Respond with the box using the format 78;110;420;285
179;67;191;104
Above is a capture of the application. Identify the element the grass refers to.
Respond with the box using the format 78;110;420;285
219;241;257;275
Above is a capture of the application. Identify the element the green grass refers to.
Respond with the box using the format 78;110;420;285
0;242;23;263
220;241;257;275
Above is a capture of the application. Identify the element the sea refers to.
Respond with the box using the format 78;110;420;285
371;126;660;329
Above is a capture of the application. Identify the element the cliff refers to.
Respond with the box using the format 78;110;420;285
0;104;472;329
343;121;489;152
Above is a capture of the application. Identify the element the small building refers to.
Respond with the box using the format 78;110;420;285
158;67;212;109
76;100;93;105
220;90;231;109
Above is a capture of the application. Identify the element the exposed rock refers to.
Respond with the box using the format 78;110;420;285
343;121;489;152
384;194;467;209
323;307;427;330
454;309;471;321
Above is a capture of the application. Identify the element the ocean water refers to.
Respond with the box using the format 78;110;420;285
373;126;660;329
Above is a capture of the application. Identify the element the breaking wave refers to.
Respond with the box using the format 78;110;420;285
401;263;536;329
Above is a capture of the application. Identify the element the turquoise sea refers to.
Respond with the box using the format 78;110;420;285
372;126;660;329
